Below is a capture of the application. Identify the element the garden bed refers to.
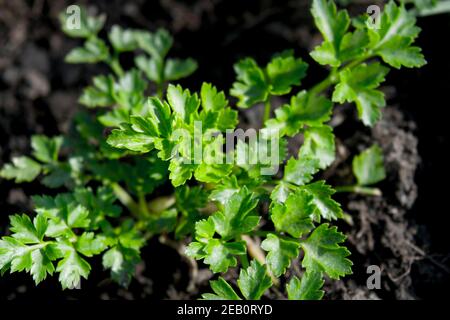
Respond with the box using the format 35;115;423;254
0;0;449;300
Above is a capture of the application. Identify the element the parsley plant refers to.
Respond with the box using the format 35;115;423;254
0;1;425;299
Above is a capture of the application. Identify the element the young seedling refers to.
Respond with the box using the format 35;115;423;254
0;0;425;299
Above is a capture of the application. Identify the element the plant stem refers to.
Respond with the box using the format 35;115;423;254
309;55;373;97
335;185;382;196
111;182;142;218
138;193;151;217
156;82;164;99
240;252;249;269
342;55;373;71
109;51;125;77
415;1;450;16
263;97;271;125
309;74;334;96
242;234;280;286
147;195;175;214
29;242;50;251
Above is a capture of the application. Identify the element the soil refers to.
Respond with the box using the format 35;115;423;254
1;0;449;300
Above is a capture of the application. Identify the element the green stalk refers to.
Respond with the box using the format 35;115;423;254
241;234;279;286
138;193;151;217
147;195;175;214
335;185;382;196
28;242;51;251
309;55;373;97
109;54;124;77
156;82;164;99
415;1;450;16
263;97;272;125
309;74;335;96
240;253;249;269
111;182;142;218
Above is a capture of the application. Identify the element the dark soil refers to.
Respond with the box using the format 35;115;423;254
1;0;449;300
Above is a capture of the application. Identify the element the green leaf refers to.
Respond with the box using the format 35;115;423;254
147;97;173;137
300;181;343;221
194;217;215;242
60;7;105;38
284;156;320;186
376;37;426;69
203;239;246;273
235;137;287;179
65;38;109;64
33;193;90;233
299;125;335;169
266;51;308;95
287;272;324;300
211;187;259;240
300;223;352;279
174;185;207;238
338;29;370;63
135;55;162;83
75;232;107;257
30;248;56;285
216;108;238;131
67;205;90;229
175;185;209;216
135;28;173;59
230;58;269;109
261;234;300;277
107;123;154;153
202;277;241;300
41;166;72;189
365;1;426;69
31;135;63;163
79;75;115;108
230;52;308;108
237;260;272;300
270;182;291;203
0;237;29;273
9;214;45;244
0;213;57;284
333;63;389;126
194;136;233;183
209;176;240;205
0;156;41;183
271;189;314;238
98;108;130;128
310;0;350;66
310;41;340;67
352;144;386;186
199;83;238;132
266;91;333;137
102;245;140;287
311;29;369;67
167;84;200;124
195;163;233;184
146;209;178;235
168;158;195;187
164;58;197;81
73;186;122;221
56;247;91;289
112;69;146;110
108;25;138;52
409;0;438;11
201;83;228;112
